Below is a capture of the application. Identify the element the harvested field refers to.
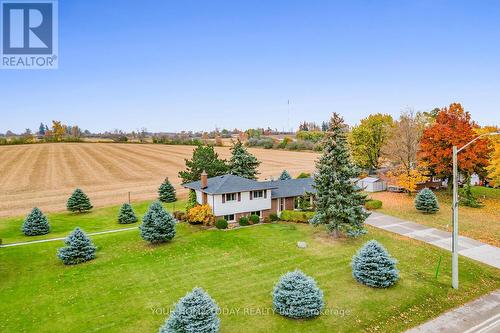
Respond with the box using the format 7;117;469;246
0;143;319;217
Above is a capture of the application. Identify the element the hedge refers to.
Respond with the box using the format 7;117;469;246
280;210;315;223
365;199;382;210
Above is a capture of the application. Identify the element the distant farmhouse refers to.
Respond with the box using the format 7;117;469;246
183;173;315;222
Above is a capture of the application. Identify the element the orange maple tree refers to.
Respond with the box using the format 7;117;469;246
417;103;490;182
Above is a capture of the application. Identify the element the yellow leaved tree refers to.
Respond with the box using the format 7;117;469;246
187;204;215;226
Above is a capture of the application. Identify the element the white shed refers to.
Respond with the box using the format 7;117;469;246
357;177;386;192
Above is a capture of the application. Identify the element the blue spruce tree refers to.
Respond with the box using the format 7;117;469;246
22;207;50;236
159;177;177;203
272;270;324;319
118;203;138;224
310;113;369;237
352;240;399;288
66;188;93;213
57;227;96;265
279;170;292;180
159;287;220;333
414;188;439;213
140;201;176;243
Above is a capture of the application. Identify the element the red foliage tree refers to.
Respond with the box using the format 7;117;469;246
417;103;490;183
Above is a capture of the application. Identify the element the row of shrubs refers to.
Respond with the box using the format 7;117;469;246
246;137;323;151
158;240;399;332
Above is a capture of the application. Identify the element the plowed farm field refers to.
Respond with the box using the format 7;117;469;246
0;143;319;217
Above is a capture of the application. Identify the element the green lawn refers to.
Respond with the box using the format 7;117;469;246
0;222;498;333
0;200;186;245
369;186;500;247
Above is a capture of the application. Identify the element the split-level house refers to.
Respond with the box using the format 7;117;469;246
183;172;315;222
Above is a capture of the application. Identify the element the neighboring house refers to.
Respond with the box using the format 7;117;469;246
183;172;315;222
357;177;387;192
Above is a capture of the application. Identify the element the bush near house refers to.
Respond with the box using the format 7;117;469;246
249;214;260;224
280;210;315;223
172;210;187;222
215;218;228;229
187;204;215;226
272;270;324;319
238;216;249;226
365;199;382;210
269;213;279;222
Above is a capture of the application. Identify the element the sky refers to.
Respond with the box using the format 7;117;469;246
1;0;500;133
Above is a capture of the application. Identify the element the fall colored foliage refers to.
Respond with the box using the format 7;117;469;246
387;168;429;193
187;204;215;226
417;103;490;181
486;137;500;187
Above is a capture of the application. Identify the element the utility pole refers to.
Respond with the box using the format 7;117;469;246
451;131;499;289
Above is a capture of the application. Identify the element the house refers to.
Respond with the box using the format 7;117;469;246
183;172;315;222
357;176;387;192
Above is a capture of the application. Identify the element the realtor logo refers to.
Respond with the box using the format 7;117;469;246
1;0;58;69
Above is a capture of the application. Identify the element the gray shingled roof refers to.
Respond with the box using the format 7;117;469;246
183;174;277;194
265;178;316;198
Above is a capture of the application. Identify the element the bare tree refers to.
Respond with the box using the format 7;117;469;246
382;108;425;173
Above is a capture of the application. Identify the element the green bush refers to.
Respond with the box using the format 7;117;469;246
280;210;315;223
296;172;311;179
239;216;249;226
269;213;279;222
365;199;382;210
215;218;228;229
249;214;260;224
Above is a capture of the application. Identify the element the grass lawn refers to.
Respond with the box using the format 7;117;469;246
369;186;500;247
0;222;499;333
0;200;186;245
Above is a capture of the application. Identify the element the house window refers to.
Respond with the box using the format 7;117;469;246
224;214;235;222
250;211;261;217
224;193;236;202
253;190;264;199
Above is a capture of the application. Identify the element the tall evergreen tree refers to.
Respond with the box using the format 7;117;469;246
228;140;261;179
67;188;93;213
185;189;198;212
140;201;176;243
272;270;324;319
179;144;228;184
160;287;220;333
118;203;138;224
22;207;50;236
38;122;45;135
57;227;97;265
310;113;369;237
279;170;292;180
414;188;440;213
158;177;177;202
352;240;399;288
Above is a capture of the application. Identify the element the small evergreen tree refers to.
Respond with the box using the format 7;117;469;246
272;270;324;319
158;177;177;203
228;140;261;180
185;189;198;212
159;287;220;333
66;188;93;213
279;170;292;180
22;207;50;236
459;177;482;208
57;227;96;265
352;240;399;288
140;201;176;243
414;188;439;213
310;113;369;237
118;203;138;224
